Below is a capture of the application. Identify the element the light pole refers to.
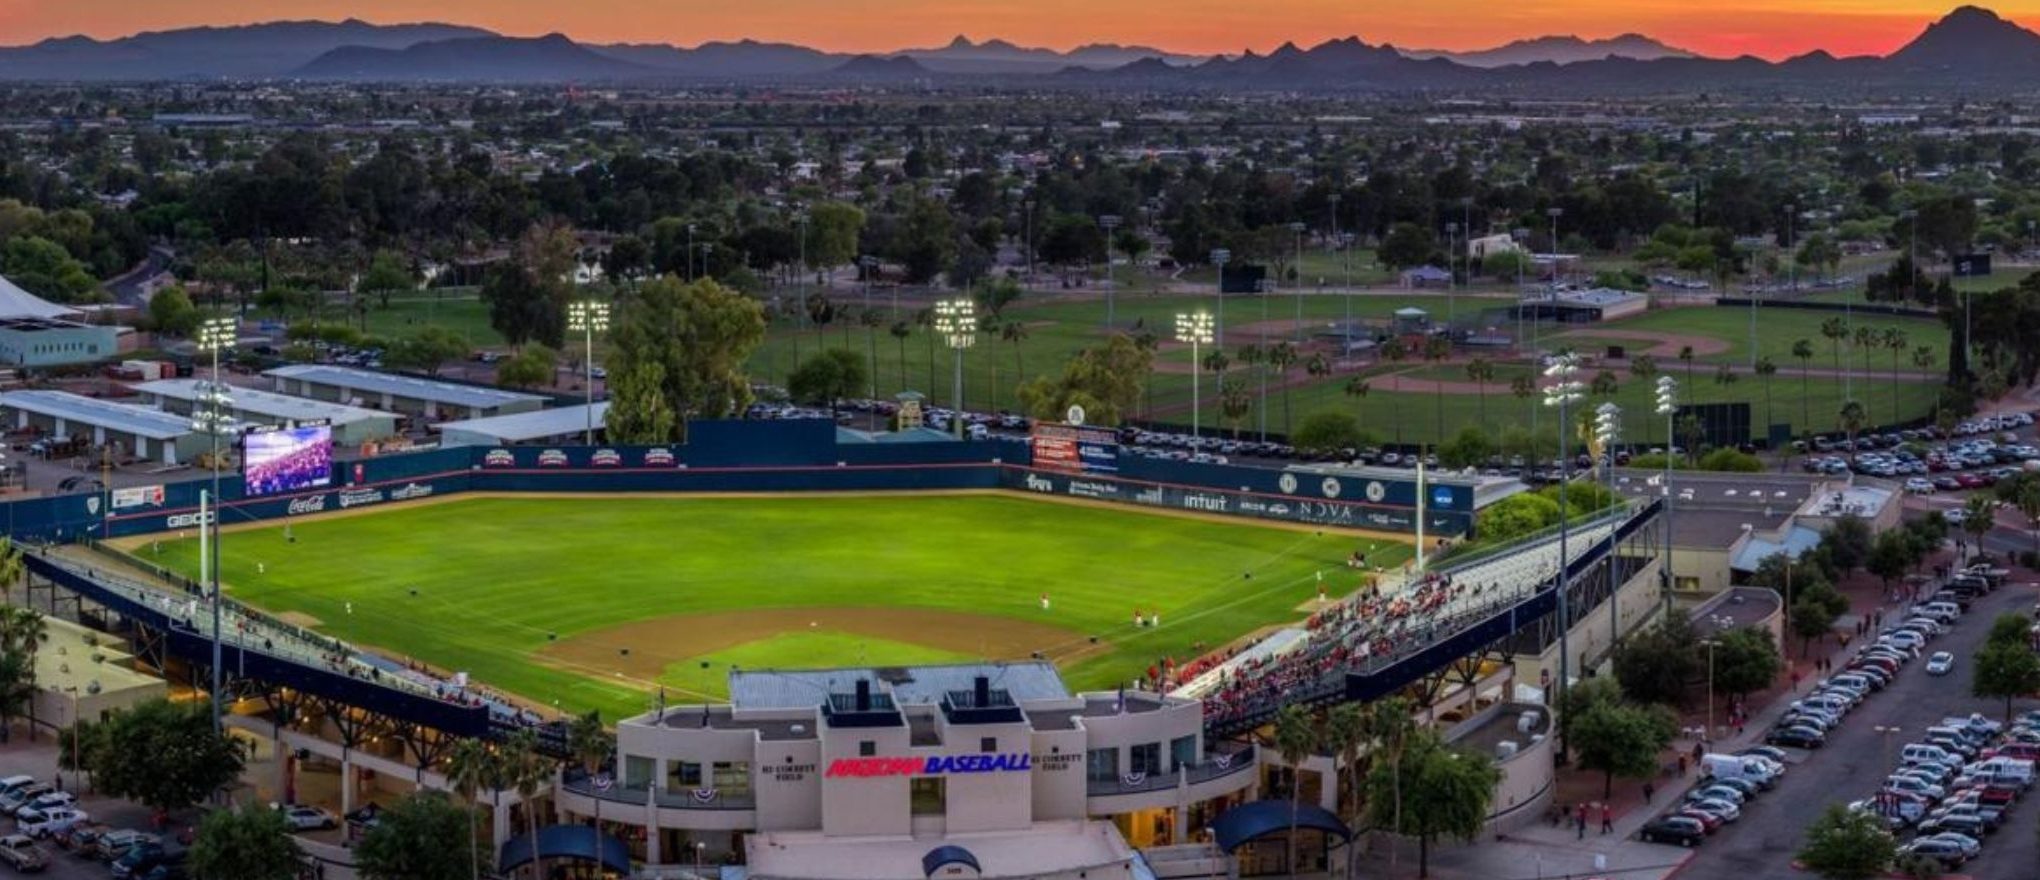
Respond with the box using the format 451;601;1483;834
1023;199;1036;282
1542;352;1584;728
1445;221;1459;330
1288;221;1307;343
860;255;880;398
1655;376;1678;614
933;299;977;438
1209;248;1230;352
1329;193;1349;331
1595;401;1622;648
1701;637;1721;743
1176;312;1215;439
1546;207;1564;285
685;223;697;281
1873;725;1902;774
1099;214;1122;329
567;300;610;445
194;316;237;732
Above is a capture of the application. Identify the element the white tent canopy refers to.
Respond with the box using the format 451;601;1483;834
0;274;79;320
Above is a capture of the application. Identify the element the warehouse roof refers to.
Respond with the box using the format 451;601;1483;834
132;379;392;427
0;390;194;440
434;403;607;444
265;364;547;410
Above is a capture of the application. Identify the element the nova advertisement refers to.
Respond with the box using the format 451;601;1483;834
1029;424;1119;474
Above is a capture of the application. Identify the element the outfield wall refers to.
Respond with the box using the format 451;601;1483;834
1;419;1470;541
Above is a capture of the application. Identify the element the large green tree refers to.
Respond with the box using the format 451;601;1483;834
1710;626;1783;701
1972;615;2040;722
602;276;766;443
1796;803;1895;880
1570;700;1676;798
787;348;869;415
91;698;246;812
1362;731;1501;879
1013;333;1154;427
355;792;490;880
383;326;471;377
187;801;304;880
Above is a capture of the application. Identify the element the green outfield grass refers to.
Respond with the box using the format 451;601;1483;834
129;494;1405;718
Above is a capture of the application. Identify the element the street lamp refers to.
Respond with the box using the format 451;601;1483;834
567;300;610;445
685;223;697;280
1209;248;1231;351
1542;351;1584;724
1655;376;1678;614
1594;401;1622;648
1445;221;1460;329
1176;312;1215;439
1099;214;1122;329
1287;221;1307;342
933;299;977;438
1546;207;1564;284
859;255;881;398
1701;638;1720;743
193;316;238;732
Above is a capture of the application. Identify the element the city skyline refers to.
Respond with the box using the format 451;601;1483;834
1;0;2033;62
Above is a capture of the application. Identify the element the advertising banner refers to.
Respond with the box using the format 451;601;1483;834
1010;468;1470;536
1030;424;1120;474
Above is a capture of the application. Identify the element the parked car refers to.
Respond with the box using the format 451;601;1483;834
1638;815;1706;847
278;805;336;831
1768;725;1825;748
16;808;85;839
0;834;45;872
90;829;156;862
1927;652;1955;675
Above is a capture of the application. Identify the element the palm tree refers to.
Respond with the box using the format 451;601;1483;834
1001;321;1029;393
1852;324;1878;394
1270;341;1301;437
1754;357;1778;459
443;738;498;880
1422;336;1452;440
1628;355;1659;444
567;711;611;846
1882;327;1907;423
0;607;45;743
1272;704;1320;879
1510;374;1537;447
914;307;937;397
2017;479;2040;554
1365;696;1417;878
502;729;551;880
1320;704;1368;879
1913;345;1938;425
1838;398;1867;454
1133;330;1160;417
1236;344;1266;439
1219;375;1254;439
1791;338;1815;433
0;539;21;605
859;308;884;398
888;321;912;395
1343;377;1371;439
1677;344;1696;389
1464;357;1495;422
1819;316;1848;394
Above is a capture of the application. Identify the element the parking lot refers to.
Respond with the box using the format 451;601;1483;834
1670;575;2040;880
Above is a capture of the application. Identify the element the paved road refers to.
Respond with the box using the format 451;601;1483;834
1675;579;2040;880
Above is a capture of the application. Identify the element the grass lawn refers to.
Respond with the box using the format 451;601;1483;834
128;494;1405;717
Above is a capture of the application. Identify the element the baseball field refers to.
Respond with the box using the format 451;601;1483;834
117;492;1406;719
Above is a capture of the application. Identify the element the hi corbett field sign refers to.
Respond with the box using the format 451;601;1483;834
825;754;1033;778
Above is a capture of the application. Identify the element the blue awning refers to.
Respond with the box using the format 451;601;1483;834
922;844;981;877
1210;800;1352;853
498;824;632;874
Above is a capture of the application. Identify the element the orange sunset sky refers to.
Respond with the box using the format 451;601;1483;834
0;0;2031;60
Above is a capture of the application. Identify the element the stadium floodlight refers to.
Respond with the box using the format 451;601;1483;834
933;299;977;438
1540;350;1584;746
1176;311;1215;439
567;299;612;445
1593;401;1623;647
1099;214;1122;329
194;315;236;733
1655;375;1678;613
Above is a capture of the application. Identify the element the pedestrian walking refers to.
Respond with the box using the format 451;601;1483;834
1575;804;1586;840
1643;781;1655;803
1601;803;1614;834
1678;754;1688;775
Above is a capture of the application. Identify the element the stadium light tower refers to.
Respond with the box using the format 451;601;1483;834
1655;376;1679;614
1541;351;1584;731
933;298;977;438
1098;214;1122;329
1176;312;1215;439
193;316;238;732
1209;248;1230;351
1594;401;1622;648
567;299;611;445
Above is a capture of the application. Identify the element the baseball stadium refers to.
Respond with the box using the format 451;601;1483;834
0;404;1670;880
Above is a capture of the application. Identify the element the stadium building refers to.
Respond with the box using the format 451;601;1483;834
554;662;1262;878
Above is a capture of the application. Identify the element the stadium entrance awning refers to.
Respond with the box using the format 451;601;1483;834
497;824;633;875
1210;800;1352;853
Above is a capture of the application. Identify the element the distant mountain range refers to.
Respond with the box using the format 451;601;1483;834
1399;34;1695;67
4;6;2040;92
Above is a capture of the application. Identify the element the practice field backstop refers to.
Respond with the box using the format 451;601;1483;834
0;419;1476;543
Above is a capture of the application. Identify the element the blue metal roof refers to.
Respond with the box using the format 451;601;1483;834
922;845;981;877
497;824;632;874
1210;800;1352;853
